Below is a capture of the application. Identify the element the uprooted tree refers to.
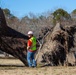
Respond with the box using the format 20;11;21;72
0;7;76;66
37;22;76;66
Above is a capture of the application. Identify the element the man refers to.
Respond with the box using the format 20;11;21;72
27;31;37;67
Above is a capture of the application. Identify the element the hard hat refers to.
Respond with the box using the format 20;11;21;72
28;31;33;35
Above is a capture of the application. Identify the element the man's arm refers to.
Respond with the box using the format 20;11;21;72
27;40;32;50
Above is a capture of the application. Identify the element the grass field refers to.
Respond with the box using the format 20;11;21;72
0;58;76;75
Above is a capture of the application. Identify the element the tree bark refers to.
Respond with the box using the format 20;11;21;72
0;8;28;66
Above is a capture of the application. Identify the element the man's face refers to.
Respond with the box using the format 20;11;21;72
28;34;32;38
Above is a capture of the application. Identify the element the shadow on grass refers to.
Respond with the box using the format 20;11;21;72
37;63;51;68
0;64;25;67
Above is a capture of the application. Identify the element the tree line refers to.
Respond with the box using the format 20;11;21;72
3;8;76;38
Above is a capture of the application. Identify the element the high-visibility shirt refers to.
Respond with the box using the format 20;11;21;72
27;36;36;52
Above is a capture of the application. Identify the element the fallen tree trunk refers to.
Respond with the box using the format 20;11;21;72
0;8;29;66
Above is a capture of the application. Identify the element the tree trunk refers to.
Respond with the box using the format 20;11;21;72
0;8;28;66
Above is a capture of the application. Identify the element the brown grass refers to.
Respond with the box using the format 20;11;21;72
0;59;76;75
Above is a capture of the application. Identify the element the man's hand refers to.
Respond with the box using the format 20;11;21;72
27;46;31;50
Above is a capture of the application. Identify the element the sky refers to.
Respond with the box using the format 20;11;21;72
0;0;76;18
